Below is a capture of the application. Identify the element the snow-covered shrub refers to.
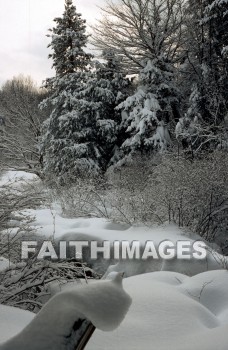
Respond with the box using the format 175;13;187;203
106;154;163;225
105;151;228;250
175;109;228;156
49;150;228;252
151;151;228;246
0;177;48;262
49;177;110;219
0;259;100;313
51;154;163;225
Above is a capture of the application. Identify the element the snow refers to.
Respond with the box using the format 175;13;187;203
22;208;192;241
0;272;131;350
1;171;228;349
0;305;34;343
21;209;226;276
1;270;228;350
0;171;37;187
0;257;10;271
86;270;228;350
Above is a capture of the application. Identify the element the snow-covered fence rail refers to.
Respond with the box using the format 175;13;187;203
0;272;131;350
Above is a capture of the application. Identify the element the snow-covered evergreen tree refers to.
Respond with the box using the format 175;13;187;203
185;2;227;122
201;0;228;123
41;2;131;181
82;50;130;170
47;0;92;76
58;49;130;174
116;56;180;163
179;0;228;153
41;0;97;182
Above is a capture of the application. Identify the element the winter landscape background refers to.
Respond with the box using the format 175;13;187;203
0;0;228;349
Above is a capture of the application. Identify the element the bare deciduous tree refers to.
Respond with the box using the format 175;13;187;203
0;75;49;178
92;0;185;72
0;178;47;261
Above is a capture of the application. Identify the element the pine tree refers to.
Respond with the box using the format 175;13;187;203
65;49;130;172
41;2;131;181
40;0;97;182
116;56;180;164
48;0;92;75
84;50;130;170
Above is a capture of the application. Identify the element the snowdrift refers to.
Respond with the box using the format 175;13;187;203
87;270;228;350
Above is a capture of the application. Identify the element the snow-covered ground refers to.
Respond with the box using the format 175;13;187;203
1;171;228;349
1;270;228;350
87;270;228;350
20;207;225;276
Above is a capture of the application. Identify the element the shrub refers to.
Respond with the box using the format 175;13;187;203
0;258;99;313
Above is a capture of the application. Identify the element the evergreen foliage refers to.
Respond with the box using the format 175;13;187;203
41;2;130;181
116;57;179;163
175;0;228;153
79;50;130;169
41;0;96;182
39;0;228;178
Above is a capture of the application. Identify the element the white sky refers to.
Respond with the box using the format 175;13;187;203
0;0;106;87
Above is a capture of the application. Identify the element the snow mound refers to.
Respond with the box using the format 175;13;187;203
87;270;228;350
180;270;228;320
1;271;228;350
105;245;225;277
161;247;224;275
0;305;34;343
0;272;132;350
23;208;190;242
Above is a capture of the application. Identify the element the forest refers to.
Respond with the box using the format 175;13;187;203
0;1;228;349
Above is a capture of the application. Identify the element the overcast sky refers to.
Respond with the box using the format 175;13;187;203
0;0;105;87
